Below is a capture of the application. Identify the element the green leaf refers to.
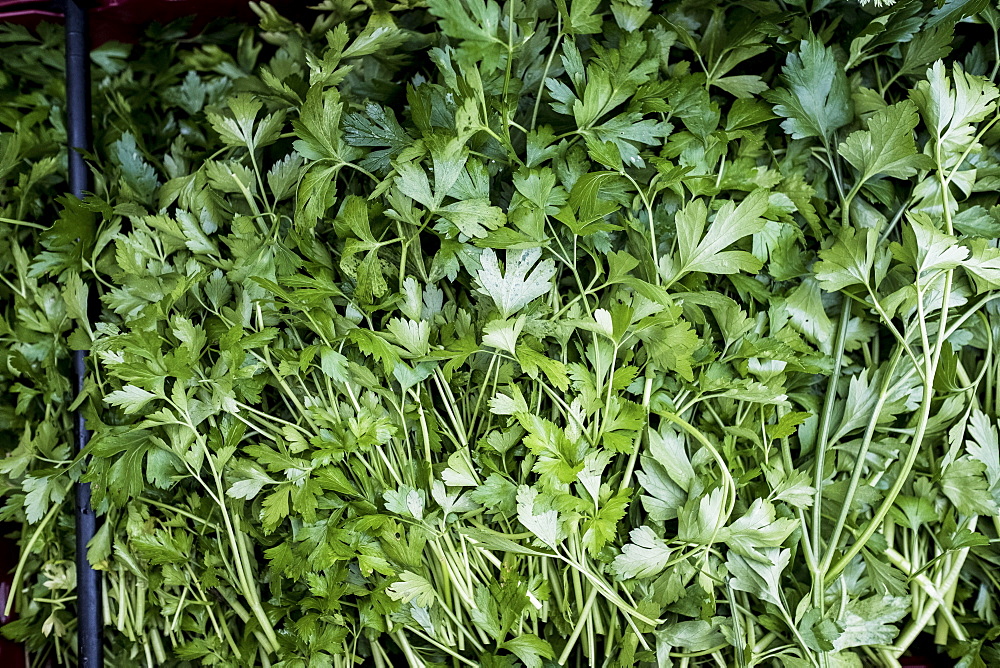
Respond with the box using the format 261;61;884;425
926;0;989;28
646;427;694;492
892;213;968;276
814;227;889;292
227;460;275;500
516;486;564;549
22;474;67;524
516;345;570;391
471;586;503;640
678;486;727;544
613;526;673;579
838;101;933;183
582;490;630;556
658;620;727;652
567;171;623;225
727;547;791;606
967;410;1000;501
113;132;159;203
588;113;670;168
910;61;999;163
963;239;1000;292
638;321;699;382
439;198;506;238
713;74;768;99
768;466;815;509
555;0;603;34
672;189;769;280
345;103;413;174
266;152;305;201
292;87;347;162
499;635;555;668
428;0;502;46
768;38;852;141
105;385;158;414
726;98;778;131
719;499;798;562
386;571;438;607
475;248;556;318
260;485;290;532
941;458;1000;516
830;595;909;651
341;13;404;60
889;495;937;531
62;271;90;326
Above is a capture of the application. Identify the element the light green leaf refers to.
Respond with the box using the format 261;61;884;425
658;619;727;651
967;411;1000;499
678;486;727;544
438;198;506;238
911;61;998;154
647;427;694;492
941;458;1000;515
831;595;909;651
555;0;603;34
719;499;798;562
673;189;769;280
727;547;791;606
713;74;768;99
227;461;275;500
386;571;438;607
475;248;556;318
613;526;673;579
838;101;933;183
768;38;852;141
814;227;889;292
963;239;1000;292
470;586;502;640
500;634;555;668
105;385;158;414
516;486;564;549
891;213;968;276
23;475;68;524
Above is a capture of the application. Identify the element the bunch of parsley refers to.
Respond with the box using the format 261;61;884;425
5;0;1000;666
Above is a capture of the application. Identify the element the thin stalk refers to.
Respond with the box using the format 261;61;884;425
819;347;905;574
891;519;976;655
825;140;959;585
883;547;964;640
621;171;660;285
0;216;47;229
619;373;654;492
405;626;478;666
530;14;562;130
557;586;599;665
811;301;852;593
4;504;60;617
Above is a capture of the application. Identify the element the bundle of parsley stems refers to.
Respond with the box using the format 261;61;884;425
3;0;1000;666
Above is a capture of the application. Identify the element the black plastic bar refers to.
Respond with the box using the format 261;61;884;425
65;1;103;665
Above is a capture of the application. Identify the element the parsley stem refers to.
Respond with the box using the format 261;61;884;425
658;410;736;528
405;626;479;666
825;141;958;587
557;585;599;665
530;14;562;130
0;216;46;229
138;496;221;531
819;344;905;576
891;518;976;654
618;373;653;492
621;170;660;285
4;503;60;618
810;295;852;606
